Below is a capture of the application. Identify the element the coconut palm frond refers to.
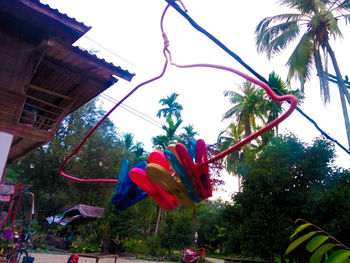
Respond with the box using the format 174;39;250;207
334;0;350;11
278;0;316;13
267;22;300;58
314;46;330;103
152;135;169;150
268;71;287;92
344;13;350;24
222;106;241;121
224;90;244;103
256;13;301;35
286;33;314;89
324;11;343;37
256;20;300;58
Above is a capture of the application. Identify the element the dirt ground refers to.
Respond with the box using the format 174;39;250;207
27;252;162;263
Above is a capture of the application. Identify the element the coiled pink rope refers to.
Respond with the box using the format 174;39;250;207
59;1;297;183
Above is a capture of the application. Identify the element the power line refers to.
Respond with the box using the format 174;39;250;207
165;0;350;155
80;34;137;68
99;94;164;130
101;93;164;127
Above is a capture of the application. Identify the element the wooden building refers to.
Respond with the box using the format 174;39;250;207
0;0;134;180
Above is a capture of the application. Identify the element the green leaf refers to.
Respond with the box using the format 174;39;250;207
310;243;337;263
291;223;312;239
306;235;329;252
325;249;350;263
286;231;319;255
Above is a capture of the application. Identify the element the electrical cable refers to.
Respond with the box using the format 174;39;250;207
59;2;297;183
59;58;169;183
99;93;164;129
79;34;137;68
160;3;297;167
101;93;164;127
164;0;350;155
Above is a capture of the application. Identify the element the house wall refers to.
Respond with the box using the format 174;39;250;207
0;131;13;182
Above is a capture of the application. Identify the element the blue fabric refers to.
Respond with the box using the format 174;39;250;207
111;160;148;210
113;159;130;194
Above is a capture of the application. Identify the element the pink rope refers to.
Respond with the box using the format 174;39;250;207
160;4;297;166
59;1;297;183
59;59;169;183
170;62;297;165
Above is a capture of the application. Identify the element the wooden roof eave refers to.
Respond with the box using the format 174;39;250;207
43;39;135;82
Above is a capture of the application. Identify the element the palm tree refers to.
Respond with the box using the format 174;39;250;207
218;123;244;173
222;81;267;137
217;123;256;191
152;117;182;150
156;93;183;120
265;72;304;135
180;124;199;143
120;133;144;159
255;0;350;148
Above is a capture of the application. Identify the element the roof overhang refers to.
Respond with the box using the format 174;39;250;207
0;0;91;44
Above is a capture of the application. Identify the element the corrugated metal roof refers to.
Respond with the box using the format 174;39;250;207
65;204;104;218
22;0;91;34
66;45;135;82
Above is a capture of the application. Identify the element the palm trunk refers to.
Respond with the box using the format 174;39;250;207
326;41;350;149
238;175;242;192
155;206;162;235
192;207;198;228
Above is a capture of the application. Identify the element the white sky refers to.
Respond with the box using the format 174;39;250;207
41;0;350;201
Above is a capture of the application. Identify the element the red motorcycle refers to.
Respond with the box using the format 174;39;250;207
67;254;79;263
182;249;198;263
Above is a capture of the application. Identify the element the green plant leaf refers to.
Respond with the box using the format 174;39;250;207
325;249;350;263
291;223;312;239
286;231;319;255
306;235;329;252
310;243;337;263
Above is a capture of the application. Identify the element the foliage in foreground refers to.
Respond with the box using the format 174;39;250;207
286;219;350;263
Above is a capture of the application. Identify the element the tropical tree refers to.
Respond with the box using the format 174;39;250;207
228;135;337;262
153;94;185;235
221;80;269;183
156;92;183;120
120;133;145;161
217;123;254;183
180;124;199;143
265;72;304;135
152;117;183;150
222;81;267;138
255;0;350;148
9;99;124;219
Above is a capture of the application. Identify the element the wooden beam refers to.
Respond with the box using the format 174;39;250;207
26;84;72;100
26;95;65;110
0;122;53;142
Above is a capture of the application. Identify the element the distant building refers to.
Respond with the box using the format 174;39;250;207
0;0;135;180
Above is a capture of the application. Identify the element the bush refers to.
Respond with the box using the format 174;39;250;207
32;233;48;251
124;239;148;255
70;236;102;253
146;236;161;256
